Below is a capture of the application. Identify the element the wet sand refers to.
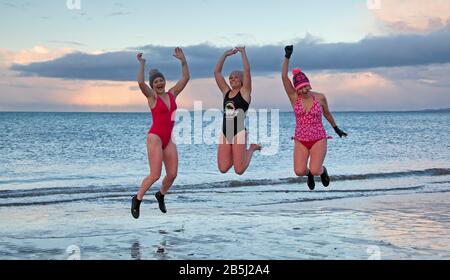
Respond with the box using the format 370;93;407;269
1;185;449;260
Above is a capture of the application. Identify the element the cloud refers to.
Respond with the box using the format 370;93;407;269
0;46;167;112
312;65;450;111
372;0;450;33
68;81;144;107
10;25;450;81
372;62;450;88
47;40;87;47
0;1;16;8
2;62;449;112
0;73;148;112
163;66;450;111
2;43;449;112
0;45;74;66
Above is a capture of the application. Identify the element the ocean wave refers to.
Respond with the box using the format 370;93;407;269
0;168;448;207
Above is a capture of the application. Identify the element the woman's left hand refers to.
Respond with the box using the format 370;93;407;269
333;126;348;138
235;46;246;53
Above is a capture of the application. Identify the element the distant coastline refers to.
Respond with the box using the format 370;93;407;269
1;108;449;113
331;108;450;113
420;108;450;112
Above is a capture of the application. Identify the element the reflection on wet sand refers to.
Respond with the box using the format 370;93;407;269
367;195;450;258
130;238;169;260
131;241;141;260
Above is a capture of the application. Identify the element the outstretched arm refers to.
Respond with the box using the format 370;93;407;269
169;47;190;98
214;48;237;95
137;53;156;101
282;45;296;105
319;93;348;138
236;46;252;95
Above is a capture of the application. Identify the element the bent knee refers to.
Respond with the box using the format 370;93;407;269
149;173;161;181
165;172;177;182
295;168;308;177
219;168;229;174
310;167;323;176
218;164;232;174
233;167;246;176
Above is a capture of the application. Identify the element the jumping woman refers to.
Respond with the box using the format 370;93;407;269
214;46;261;175
282;45;347;190
131;48;190;218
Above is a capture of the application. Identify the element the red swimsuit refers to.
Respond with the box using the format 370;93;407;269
148;91;177;149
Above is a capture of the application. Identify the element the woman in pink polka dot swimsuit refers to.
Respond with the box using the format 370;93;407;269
281;45;348;190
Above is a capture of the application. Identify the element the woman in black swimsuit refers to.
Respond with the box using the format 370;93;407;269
214;46;261;175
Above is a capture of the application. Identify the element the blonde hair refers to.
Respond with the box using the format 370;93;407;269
229;70;243;85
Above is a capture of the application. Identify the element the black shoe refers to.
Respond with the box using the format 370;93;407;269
155;191;167;213
131;195;141;219
307;171;315;190
320;166;330;187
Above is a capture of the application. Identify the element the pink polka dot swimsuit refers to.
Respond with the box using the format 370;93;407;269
293;94;329;149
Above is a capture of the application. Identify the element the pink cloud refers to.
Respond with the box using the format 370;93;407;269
309;68;450;111
371;0;450;33
0;46;74;66
0;46;150;112
68;81;144;107
1;47;449;112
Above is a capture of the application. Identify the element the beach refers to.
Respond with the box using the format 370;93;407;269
1;171;449;260
1;111;449;259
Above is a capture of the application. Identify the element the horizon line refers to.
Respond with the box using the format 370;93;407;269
1;108;449;114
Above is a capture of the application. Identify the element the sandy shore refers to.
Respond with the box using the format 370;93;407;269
1;184;449;260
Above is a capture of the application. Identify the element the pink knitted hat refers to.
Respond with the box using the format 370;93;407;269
292;68;311;90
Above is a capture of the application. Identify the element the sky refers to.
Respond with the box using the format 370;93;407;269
1;0;450;111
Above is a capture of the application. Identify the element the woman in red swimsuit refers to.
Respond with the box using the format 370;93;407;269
131;48;190;219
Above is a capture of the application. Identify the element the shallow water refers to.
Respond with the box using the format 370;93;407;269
0;111;449;259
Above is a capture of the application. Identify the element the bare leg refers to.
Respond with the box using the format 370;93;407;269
160;141;178;195
217;134;233;173
232;130;261;175
309;139;327;176
137;134;163;200
294;140;310;176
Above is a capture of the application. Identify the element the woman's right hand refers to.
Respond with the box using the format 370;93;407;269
224;48;238;57
137;53;146;63
285;45;293;59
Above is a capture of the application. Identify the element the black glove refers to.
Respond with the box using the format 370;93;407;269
285;45;293;59
333;126;348;138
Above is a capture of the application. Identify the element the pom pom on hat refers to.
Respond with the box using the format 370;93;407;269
292;68;302;75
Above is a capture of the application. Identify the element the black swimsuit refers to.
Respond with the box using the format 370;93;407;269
222;90;249;143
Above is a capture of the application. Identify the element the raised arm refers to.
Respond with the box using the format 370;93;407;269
214;48;237;95
169;47;190;98
318;93;348;138
282;45;297;105
136;53;155;101
235;46;252;96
